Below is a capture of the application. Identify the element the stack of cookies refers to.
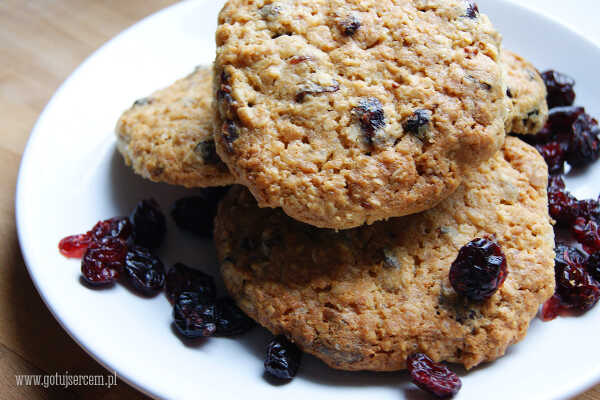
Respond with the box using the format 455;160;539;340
116;0;554;372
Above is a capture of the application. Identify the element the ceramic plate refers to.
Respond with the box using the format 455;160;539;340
15;0;600;398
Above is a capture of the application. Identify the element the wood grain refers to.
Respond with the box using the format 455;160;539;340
0;0;598;398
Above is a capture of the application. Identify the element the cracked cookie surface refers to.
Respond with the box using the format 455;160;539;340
116;66;235;187
214;0;507;229
502;49;548;134
215;137;554;371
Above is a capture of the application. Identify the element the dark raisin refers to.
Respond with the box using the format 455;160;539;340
171;190;227;237
340;15;361;36
59;233;93;258
541;70;576;109
221;120;238;152
535;141;566;175
573;218;600;254
506;87;513;98
133;97;152;106
264;335;302;380
567;113;600;168
123;246;165;295
81;238;127;286
585;251;600;282
403;109;432;140
449;237;507;301
173;291;217;338
194;140;220;164
406;353;462;398
295;81;340;102
354;97;385;142
214;297;255;336
130;199;166;249
165;263;216;305
465;1;479;19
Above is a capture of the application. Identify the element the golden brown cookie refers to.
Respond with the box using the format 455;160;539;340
503;49;548;134
213;0;507;229
215;137;554;371
116;66;235;187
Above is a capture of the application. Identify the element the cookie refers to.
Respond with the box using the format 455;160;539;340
116;66;235;188
213;0;508;229
215;137;555;371
502;49;548;134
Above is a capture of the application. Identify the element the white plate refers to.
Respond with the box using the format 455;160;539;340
15;1;600;399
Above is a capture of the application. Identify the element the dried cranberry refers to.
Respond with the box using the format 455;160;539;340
59;233;93;258
541;294;562;321
165;263;216;304
554;248;600;313
214;297;255;336
541;70;576;109
567;113;600;168
264;335;301;380
406;353;462;398
354;97;385;142
548;183;578;226
123;246;165;295
535;141;566;175
81;238;127;286
171;189;227;237
573;218;600;254
130;199;166;249
449;238;507;301
585;251;600;282
173;291;217;338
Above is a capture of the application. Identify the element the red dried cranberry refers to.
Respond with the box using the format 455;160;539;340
131;199;166;249
90;217;132;243
171;189;228;237
81;238;127;286
535;141;566;175
567;113;600;168
449;238;507;301
264;335;302;380
554;249;600;313
123;246;165;295
548;183;578;226
572;218;600;254
165;263;216;304
541;294;562;321
585;251;600;282
541;70;576;109
214;297;255;336
173;291;217;338
59;233;93;258
406;353;462;398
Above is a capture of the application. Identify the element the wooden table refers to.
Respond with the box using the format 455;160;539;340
0;1;598;398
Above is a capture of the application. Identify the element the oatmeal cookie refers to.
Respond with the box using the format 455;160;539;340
215;137;555;371
213;0;508;229
116;66;235;187
503;49;548;134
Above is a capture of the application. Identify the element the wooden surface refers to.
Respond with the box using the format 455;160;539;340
0;0;598;399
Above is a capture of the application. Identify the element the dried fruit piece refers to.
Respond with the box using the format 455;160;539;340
130;199;166;249
165;263;216;304
295;81;340;102
340;15;361;36
573;218;600;254
354;97;385;142
214;297;255;336
171;190;227;237
541;70;576;109
407;353;462;398
535;141;566;175
403;109;432;141
173;291;217;338
81;238;127;286
59;233;93;258
567;113;600;168
449;238;507;301
123;246;165;295
221;120;239;152
465;1;479;19
195;140;220;164
585;251;600;282
541;294;562;321
90;217;132;243
548;181;578;225
554;247;600;313
264;335;301;380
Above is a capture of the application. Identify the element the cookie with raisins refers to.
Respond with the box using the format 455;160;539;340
213;0;507;229
215;137;554;371
116;66;235;187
